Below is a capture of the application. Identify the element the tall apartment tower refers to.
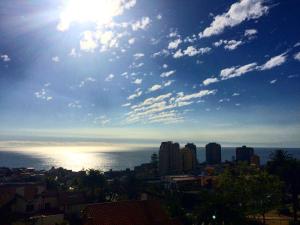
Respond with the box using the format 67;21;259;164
236;146;254;163
181;143;197;172
205;142;221;164
159;141;182;175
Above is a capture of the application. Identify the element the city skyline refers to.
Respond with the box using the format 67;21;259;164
1;0;300;148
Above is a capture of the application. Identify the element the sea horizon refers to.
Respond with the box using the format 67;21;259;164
1;145;299;172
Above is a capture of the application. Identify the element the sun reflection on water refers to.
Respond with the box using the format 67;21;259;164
19;145;130;171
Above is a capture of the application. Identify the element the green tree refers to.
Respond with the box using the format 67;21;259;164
267;150;300;222
247;171;282;225
78;169;106;201
194;164;282;225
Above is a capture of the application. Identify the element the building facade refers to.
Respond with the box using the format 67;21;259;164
181;143;197;172
205;143;221;164
159;141;182;175
236;146;254;163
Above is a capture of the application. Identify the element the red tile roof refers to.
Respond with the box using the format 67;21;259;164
83;200;179;225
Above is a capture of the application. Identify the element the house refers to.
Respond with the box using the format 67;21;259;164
82;200;180;225
59;191;88;216
162;175;217;191
0;182;46;214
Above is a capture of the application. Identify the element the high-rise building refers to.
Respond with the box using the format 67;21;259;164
181;143;197;172
185;143;197;164
205;143;221;164
159;141;182;175
236;146;254;163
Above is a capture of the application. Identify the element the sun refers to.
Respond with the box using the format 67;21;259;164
57;0;129;31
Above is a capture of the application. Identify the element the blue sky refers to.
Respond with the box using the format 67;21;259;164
0;0;300;147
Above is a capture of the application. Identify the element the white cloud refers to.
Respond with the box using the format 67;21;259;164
258;53;287;70
174;89;217;103
69;48;80;57
164;80;174;87
128;38;135;45
173;49;184;58
132;78;142;84
122;103;131;107
160;70;176;78
156;14;162;20
270;79;277;84
68;101;82;109
294;52;300;61
1;54;10;62
184;34;197;43
232;92;240;96
124;89;215;125
220;62;257;80
169;31;178;38
130;62;144;68
203;77;219;86
80;30;124;52
224;40;243;50
168;38;182;49
80;31;98;52
132;17;151;31
183;46;199;56
133;53;144;60
148;84;162;92
94;115;110;126
173;46;211;58
184;46;211;56
79;77;96;87
127;88;142;100
213;40;224;47
152;49;170;58
35;89;53;101
52;56;60;62
105;74;115;81
162;64;168;69
213;39;243;50
199;0;269;38
244;29;258;37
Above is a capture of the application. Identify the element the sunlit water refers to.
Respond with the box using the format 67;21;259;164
0;146;299;171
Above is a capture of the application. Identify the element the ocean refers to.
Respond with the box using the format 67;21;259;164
0;147;299;172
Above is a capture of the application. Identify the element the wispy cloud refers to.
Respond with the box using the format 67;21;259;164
213;39;243;50
203;77;219;86
132;78;142;85
199;0;269;38
160;70;176;78
127;88;143;100
78;77;96;88
131;17;151;31
173;46;211;58
148;84;162;92
258;53;287;70
52;56;60;62
94;115;110;126
1;54;10;62
35;89;53;101
133;53;145;60
125;90;216;124
220;63;257;80
294;52;300;61
105;74;115;81
168;38;182;49
68;101;82;109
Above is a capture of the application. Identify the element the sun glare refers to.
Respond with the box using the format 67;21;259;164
58;0;129;31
